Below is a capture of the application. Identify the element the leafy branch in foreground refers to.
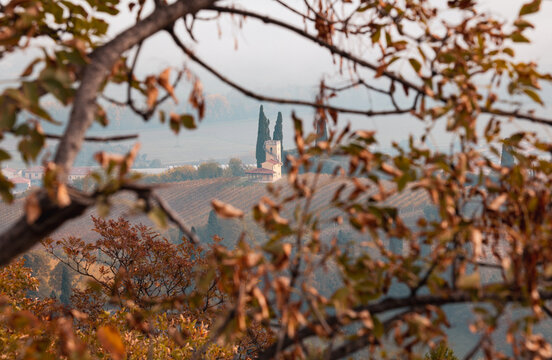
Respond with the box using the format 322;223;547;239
0;0;551;359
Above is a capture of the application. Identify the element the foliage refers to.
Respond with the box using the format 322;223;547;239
228;158;245;177
424;343;459;360
256;105;271;168
197;161;223;179
273;112;283;151
1;0;552;359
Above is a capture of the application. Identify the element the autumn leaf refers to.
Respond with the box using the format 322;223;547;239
456;271;481;290
471;229;482;259
57;183;71;207
24;192;41;224
211;199;244;218
488;193;507;211
157;68;178;103
148;207;168;229
519;0;541;16
145;75;158;109
97;325;125;360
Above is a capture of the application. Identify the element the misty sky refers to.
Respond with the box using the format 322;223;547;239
2;0;552;165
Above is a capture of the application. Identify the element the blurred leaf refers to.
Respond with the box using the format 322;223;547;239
148;207;168;229
519;0;541;16
97;325;125;360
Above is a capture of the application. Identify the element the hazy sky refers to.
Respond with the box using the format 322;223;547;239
2;0;552;165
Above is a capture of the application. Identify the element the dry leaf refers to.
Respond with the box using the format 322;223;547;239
25;192;41;224
211;199;244;218
488;193;507;211
57;184;71;207
471;228;482;259
157;68;177;103
97;325;125;360
381;163;403;177
145;75;158;109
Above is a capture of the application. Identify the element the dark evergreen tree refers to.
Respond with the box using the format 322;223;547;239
206;210;221;241
59;266;71;305
501;144;515;168
49;290;57;299
273;111;283;151
315;117;328;143
256;105;271;168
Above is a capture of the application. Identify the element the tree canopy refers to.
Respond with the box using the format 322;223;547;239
0;0;552;359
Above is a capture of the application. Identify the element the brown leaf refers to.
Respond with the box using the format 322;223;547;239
57;183;71;207
145;76;158;109
211;199;244;218
189;79;205;119
97;325;125;360
488;193;507;211
25;192;41;224
381;163;403;177
157;68;178;103
471;229;482;259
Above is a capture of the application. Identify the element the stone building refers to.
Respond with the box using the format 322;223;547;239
245;140;282;182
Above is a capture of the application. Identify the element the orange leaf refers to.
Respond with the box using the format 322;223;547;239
145;76;158;109
211;199;244;218
24;192;41;224
488;193;507;211
157;68;178;103
97;326;125;360
57;183;71;207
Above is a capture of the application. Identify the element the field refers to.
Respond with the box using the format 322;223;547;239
0;174;431;244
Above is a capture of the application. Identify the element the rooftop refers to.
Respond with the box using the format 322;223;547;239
245;168;275;175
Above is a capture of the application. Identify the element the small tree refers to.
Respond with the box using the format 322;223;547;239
273;111;283;151
228;158;245;177
197;161;223;178
206;210;222;241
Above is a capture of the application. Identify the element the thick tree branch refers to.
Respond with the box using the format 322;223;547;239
0;0;217;267
0;188;94;266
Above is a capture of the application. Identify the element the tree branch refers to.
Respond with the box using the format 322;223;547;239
0;0;217;267
209;5;552;126
258;288;552;359
168;28;412;118
45;133;139;142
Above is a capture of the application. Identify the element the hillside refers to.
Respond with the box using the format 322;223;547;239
0;175;431;243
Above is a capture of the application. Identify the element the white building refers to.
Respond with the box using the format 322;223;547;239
245;140;282;182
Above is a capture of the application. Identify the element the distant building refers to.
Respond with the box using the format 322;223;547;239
11;176;30;194
245;140;282;182
22;166;45;185
1;167;20;179
68;167;93;183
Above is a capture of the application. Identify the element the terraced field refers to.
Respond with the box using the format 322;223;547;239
0;175;432;243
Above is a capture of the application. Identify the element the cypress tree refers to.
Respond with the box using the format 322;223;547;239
501;144;515;168
256;105;271;168
59;266;71;305
273;112;283;151
207;210;221;241
316;118;328;143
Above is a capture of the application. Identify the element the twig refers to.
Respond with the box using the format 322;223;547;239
168;28;412;118
45;133;138;142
